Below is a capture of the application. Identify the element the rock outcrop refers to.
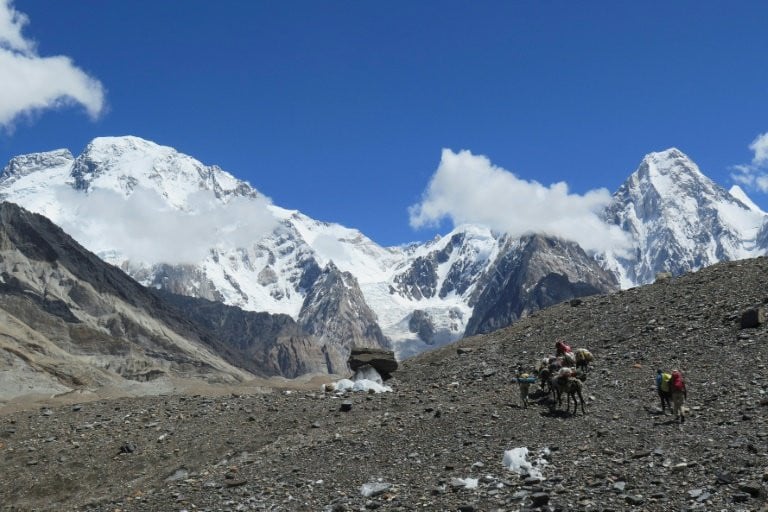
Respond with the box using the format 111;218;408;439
298;262;390;373
348;347;398;378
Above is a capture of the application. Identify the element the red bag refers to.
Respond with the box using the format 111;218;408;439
670;371;685;391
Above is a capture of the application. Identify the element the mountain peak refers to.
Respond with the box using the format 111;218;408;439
87;134;161;150
639;147;703;179
646;147;686;160
70;135;258;206
604;147;766;286
624;147;712;202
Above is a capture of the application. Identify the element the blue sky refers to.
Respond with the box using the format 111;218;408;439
1;0;767;247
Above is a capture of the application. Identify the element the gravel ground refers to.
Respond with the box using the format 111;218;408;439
2;257;768;511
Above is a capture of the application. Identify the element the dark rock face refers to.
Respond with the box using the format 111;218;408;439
465;234;619;336
3;256;768;511
298;262;390;374
392;255;439;300
157;292;335;378
408;309;435;343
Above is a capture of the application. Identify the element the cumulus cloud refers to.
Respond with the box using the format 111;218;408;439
750;133;768;165
52;186;279;265
0;0;105;129
731;132;768;193
409;149;632;254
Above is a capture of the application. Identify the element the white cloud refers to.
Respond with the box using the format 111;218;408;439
730;132;768;193
52;186;279;265
0;0;105;128
750;132;768;166
409;149;632;254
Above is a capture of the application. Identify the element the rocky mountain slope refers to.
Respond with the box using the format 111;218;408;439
2;256;767;511
0;201;258;402
0;203;364;403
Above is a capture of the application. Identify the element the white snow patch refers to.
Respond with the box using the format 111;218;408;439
502;447;549;479
331;367;393;394
451;477;479;489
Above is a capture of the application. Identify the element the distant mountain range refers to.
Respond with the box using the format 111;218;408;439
2;136;766;386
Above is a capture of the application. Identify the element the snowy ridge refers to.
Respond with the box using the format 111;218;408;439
0;137;503;356
2;137;767;360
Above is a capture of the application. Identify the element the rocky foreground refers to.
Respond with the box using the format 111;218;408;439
2;258;768;511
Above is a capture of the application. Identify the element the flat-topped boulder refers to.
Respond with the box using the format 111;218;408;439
348;348;398;378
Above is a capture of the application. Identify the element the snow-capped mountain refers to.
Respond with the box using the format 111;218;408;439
600;148;766;287
3;137;765;369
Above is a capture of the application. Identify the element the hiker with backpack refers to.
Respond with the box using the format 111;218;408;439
655;369;672;413
669;370;688;423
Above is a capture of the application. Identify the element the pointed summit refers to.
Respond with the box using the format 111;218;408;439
642;147;697;170
602;149;765;286
628;148;709;198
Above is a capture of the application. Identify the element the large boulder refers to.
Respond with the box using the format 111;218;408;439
348;348;398;378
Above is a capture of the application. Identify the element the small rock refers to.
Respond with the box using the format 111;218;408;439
360;482;391;497
165;468;189;482
716;472;735;485
530;492;549;506
732;492;751;503
119;441;137;454
738;482;762;497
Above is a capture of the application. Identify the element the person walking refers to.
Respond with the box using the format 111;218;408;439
669;370;687;423
655;369;672;413
515;372;535;409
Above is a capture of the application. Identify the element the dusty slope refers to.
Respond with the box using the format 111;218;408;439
1;257;767;511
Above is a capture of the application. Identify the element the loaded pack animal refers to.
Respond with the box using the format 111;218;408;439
536;356;564;396
550;367;587;415
574;348;594;372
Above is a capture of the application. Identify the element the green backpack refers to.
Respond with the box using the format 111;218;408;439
660;372;672;392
